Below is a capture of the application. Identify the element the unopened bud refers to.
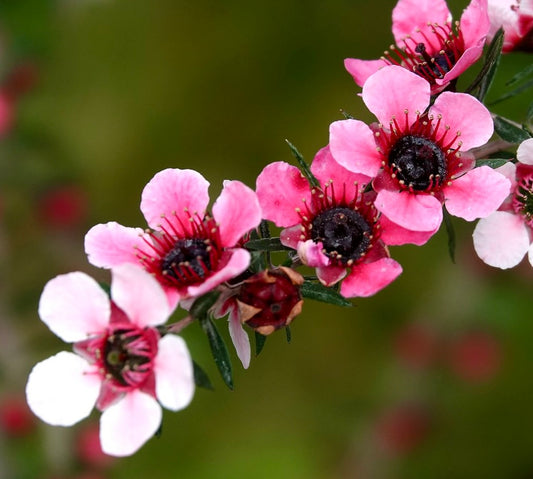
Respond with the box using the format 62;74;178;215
236;267;304;335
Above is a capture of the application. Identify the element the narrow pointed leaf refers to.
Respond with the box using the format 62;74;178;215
475;158;509;169
189;291;221;320
506;63;533;86
493;116;532;143
340;109;355;119
300;281;352;307
255;331;267;356
285;326;292;344
199;317;233;390
489;78;533;106
259;219;271;239
443;207;456;264
193;360;214;390
245;237;292;252
285;139;320;189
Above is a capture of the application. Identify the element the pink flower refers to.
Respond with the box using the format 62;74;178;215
26;264;195;457
473;138;533;268
345;0;490;93
255;146;427;298
85;168;262;309
329;66;510;234
488;0;533;52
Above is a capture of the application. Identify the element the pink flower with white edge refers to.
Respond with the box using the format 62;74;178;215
26;264;195;457
255;146;429;298
488;0;533;52
473;138;533;268
329;66;510;235
85;168;262;310
345;0;489;94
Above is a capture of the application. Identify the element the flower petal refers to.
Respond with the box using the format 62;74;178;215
362;66;430;126
340;258;402;298
154;335;195;410
26;352;100;426
375;190;443;232
460;0;490;49
517;138;533;166
429;92;493;151
140;168;210;232
280;224;304;249
316;265;347;287
344;58;387;88
100;390;162;457
228;306;251;369
111;264;171;327
379;213;438;246
445;166;511;221
186;248;250;298
392;0;451;46
329;119;382;177
39;272;110;342
439;40;486;87
85;222;145;269
297;239;330;267
473;211;530;268
256;162;311;227
212;180;262;247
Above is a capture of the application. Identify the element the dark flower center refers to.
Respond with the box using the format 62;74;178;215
513;170;533;226
161;238;211;281
311;207;372;263
388;135;447;191
414;43;456;80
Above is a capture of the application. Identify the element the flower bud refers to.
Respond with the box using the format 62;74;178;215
236;267;304;335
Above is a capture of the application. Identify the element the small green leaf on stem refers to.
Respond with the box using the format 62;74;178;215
255;331;267;356
475;158;509;169
193;361;214;390
199;316;234;390
285;326;292;344
285;139;321;189
443;206;456;264
245;237;292;252
300;281;352;307
493;115;532;143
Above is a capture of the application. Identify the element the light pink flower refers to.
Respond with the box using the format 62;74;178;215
330;66;510;234
345;0;490;93
255;146;427;298
473;138;533;268
85;168;262;309
26;264;195;457
488;0;533;52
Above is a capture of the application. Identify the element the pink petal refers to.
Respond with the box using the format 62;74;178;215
329;119;382;177
392;0;451;47
344;58;387;88
460;0;490;48
39;272;110;342
445;166;511;221
375;190;443;232
186;248;250;298
340;258;402;298
99;390;162;457
26;352;100;426
280;224;304;249
316;265;347;287
429;92;493;151
439;41;486;87
473;211;530;268
228;306;251;369
379;213;438;246
517;138;533;165
488;0;520;50
256;162;311;228
362;66;430;126
297;239;330;267
85;222;145;269
154;335;195;410
111;264;171;327
212;180;262;247
140;168;210;232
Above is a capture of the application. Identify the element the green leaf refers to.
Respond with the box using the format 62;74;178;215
193;361;214;390
493;116;532;143
475;158;510;169
300;281;352;307
259;219;271;239
489;77;533;106
245;237;292;252
199;317;234;390
506;63;533;86
285;326;292;343
285;139;321;189
465;28;504;101
189;290;221;319
443;207;456;264
340;109;355;120
249;250;267;274
527;101;533;125
255;331;267;356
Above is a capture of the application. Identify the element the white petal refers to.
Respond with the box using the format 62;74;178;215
473;211;529;269
26;352;100;426
517;138;533;166
111;264;171;327
100;390;162;457
228;307;251;369
154;335;195;411
39;272;110;342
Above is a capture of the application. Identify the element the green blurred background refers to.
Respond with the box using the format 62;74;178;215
0;0;532;478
